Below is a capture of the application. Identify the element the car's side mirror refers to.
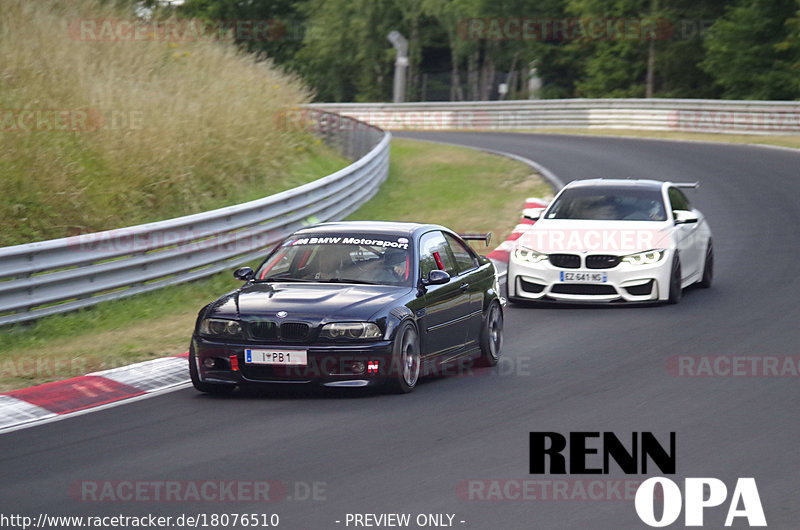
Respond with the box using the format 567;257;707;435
673;210;699;224
233;266;255;281
522;207;545;221
421;269;450;286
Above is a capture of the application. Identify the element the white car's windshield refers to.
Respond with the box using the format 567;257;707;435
546;187;667;221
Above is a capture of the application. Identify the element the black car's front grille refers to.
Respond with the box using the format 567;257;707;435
586;255;621;269
250;321;278;340
551;284;617;295
281;322;310;341
248;321;311;342
549;254;581;269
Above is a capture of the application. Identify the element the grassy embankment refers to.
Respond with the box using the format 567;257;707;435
0;0;341;246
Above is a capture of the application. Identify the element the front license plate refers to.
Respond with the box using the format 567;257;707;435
245;349;308;366
559;271;608;283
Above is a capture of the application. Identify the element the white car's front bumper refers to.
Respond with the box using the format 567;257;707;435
507;251;673;303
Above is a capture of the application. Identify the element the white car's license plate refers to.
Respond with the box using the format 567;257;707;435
245;349;307;366
559;271;608;283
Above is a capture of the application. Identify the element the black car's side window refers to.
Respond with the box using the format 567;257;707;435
443;233;477;274
668;187;691;211
419;231;457;278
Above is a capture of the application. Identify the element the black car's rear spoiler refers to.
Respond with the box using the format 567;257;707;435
459;232;492;247
674;182;700;189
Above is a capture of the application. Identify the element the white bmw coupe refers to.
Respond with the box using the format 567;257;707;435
507;179;713;304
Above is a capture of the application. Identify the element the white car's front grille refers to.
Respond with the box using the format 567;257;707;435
549;254;581;268
586;255;621;269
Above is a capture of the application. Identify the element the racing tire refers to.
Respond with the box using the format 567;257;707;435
189;349;235;395
667;255;682;304
476;301;503;367
386;321;421;394
699;240;713;289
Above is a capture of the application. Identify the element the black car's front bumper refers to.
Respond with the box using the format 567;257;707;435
192;336;397;388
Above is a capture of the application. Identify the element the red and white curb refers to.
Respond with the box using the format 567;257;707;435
0;353;189;433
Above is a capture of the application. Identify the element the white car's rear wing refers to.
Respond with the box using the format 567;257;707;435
673;182;700;189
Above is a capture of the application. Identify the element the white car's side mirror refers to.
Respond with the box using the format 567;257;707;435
522;207;546;221
673;210;699;224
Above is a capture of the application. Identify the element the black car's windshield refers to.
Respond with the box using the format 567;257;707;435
545;187;667;221
256;234;412;286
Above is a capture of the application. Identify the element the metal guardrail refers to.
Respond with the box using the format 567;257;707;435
310;98;800;135
0;111;390;326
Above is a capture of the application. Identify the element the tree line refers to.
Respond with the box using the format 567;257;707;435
157;0;800;102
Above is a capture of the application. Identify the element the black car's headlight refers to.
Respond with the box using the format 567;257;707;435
199;318;245;339
319;322;382;340
621;249;666;266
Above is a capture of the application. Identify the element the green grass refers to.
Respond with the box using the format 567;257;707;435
0;139;547;392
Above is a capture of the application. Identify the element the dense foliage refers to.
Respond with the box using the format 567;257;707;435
174;0;800;101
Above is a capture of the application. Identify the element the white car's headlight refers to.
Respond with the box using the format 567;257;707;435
621;250;666;266
320;322;382;340
199;318;245;338
513;247;549;264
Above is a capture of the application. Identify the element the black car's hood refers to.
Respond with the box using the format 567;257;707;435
207;282;413;323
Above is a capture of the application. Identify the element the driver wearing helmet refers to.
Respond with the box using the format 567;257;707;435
311;247;346;280
377;248;408;283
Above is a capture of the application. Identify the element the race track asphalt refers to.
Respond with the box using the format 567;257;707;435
1;131;798;529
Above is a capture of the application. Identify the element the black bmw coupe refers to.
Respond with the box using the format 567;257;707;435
189;221;504;394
